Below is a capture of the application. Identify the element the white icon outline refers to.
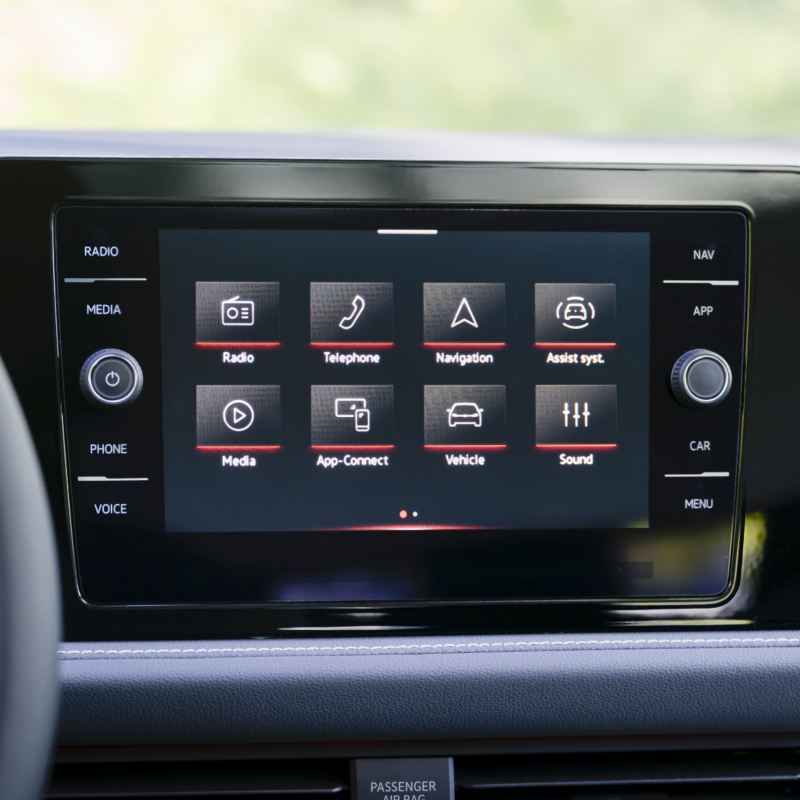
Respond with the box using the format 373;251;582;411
555;296;595;331
103;370;121;389
562;401;591;429
221;296;255;327
222;399;255;432
334;397;371;433
338;294;367;331
450;297;479;329
447;401;484;428
354;408;371;433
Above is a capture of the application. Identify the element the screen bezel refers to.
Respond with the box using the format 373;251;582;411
53;204;749;609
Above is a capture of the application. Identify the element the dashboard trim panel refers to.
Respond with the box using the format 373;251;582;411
0;149;797;639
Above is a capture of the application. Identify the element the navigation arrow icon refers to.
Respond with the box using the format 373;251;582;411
450;297;479;329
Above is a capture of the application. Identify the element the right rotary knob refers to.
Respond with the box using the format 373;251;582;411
671;349;733;407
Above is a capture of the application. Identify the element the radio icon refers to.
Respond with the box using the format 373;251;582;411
221;295;255;327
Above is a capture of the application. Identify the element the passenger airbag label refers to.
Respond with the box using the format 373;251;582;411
353;759;454;800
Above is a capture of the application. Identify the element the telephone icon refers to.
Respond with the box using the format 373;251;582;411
338;294;366;330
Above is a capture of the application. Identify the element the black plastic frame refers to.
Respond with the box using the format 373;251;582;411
52;204;748;610
1;157;798;639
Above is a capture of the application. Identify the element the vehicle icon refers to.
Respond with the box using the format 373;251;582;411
564;302;587;322
447;401;484;428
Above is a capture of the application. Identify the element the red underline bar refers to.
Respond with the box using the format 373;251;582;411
423;342;507;350
310;445;395;452
196;342;281;350
195;445;282;452
423;444;507;452
329;524;491;532
533;342;617;350
535;444;618;451
309;342;395;350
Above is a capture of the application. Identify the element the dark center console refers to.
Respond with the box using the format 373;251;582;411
3;151;800;638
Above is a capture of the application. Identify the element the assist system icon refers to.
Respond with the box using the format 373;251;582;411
555;296;595;331
534;283;616;348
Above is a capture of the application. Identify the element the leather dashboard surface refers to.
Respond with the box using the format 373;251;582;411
58;631;800;746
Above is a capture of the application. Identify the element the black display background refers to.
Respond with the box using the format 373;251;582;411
158;224;649;535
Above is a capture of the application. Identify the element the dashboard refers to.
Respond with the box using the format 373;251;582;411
5;133;800;797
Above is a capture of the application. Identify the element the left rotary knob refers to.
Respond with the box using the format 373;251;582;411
80;349;143;407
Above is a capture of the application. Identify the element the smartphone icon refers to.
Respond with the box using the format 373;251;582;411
338;294;366;330
354;408;371;433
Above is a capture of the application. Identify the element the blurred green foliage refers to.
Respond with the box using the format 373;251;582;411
1;0;799;134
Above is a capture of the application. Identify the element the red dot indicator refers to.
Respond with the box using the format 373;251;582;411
399;509;408;520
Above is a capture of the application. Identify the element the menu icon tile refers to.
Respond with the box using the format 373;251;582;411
423;283;506;347
196;385;281;450
535;384;617;450
424;385;507;450
534;283;616;347
196;282;280;347
310;385;394;449
310;282;393;346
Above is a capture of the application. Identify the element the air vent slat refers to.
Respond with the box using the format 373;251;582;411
48;749;800;799
47;759;349;799
455;751;800;791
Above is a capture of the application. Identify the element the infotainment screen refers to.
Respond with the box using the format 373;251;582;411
159;225;649;533
55;206;748;606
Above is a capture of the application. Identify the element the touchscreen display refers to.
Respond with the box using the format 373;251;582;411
159;221;650;533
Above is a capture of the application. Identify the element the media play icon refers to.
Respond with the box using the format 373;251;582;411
196;385;280;448
222;399;254;432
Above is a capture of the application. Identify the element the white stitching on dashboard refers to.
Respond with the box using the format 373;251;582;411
57;637;800;657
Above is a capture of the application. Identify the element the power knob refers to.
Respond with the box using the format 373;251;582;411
671;349;732;407
80;349;143;407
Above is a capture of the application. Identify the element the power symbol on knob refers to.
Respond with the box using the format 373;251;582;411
104;371;121;389
80;349;143;407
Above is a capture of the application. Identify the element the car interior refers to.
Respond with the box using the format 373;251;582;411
4;2;800;798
